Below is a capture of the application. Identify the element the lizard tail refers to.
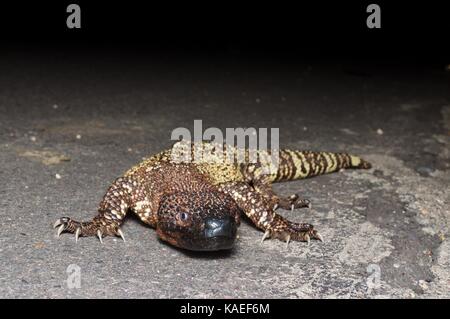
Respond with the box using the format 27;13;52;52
269;149;371;183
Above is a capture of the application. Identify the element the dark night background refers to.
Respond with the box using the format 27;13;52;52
2;1;449;61
0;1;449;299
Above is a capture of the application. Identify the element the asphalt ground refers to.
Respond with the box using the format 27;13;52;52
0;52;449;298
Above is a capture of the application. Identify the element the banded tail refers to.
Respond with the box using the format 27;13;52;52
268;149;371;183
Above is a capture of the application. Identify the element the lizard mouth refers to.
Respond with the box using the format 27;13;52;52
161;232;237;251
190;235;236;251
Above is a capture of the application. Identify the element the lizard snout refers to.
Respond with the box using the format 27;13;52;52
204;216;236;239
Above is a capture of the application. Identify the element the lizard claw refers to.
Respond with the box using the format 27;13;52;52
75;227;81;243
285;234;291;248
260;230;271;244
117;228;126;242
57;224;66;237
305;234;310;246
97;230;103;244
315;231;324;242
289;195;297;211
53;220;62;229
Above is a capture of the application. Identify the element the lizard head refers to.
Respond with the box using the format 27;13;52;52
156;190;241;251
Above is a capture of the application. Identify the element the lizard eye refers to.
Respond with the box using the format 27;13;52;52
178;212;189;221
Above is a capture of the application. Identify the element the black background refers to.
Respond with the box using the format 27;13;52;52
1;299;446;317
1;1;449;64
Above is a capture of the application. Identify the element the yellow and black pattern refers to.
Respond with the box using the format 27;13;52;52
271;149;371;182
54;141;372;250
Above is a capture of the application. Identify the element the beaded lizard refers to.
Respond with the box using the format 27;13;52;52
54;140;371;250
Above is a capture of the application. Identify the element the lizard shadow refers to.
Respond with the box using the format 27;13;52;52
157;238;237;259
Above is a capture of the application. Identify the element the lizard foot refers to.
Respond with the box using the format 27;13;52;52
276;194;311;211
53;217;125;243
260;217;323;247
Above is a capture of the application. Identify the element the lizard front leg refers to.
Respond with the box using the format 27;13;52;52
218;182;323;245
53;176;141;242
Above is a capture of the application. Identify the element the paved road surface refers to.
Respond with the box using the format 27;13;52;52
0;51;449;298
